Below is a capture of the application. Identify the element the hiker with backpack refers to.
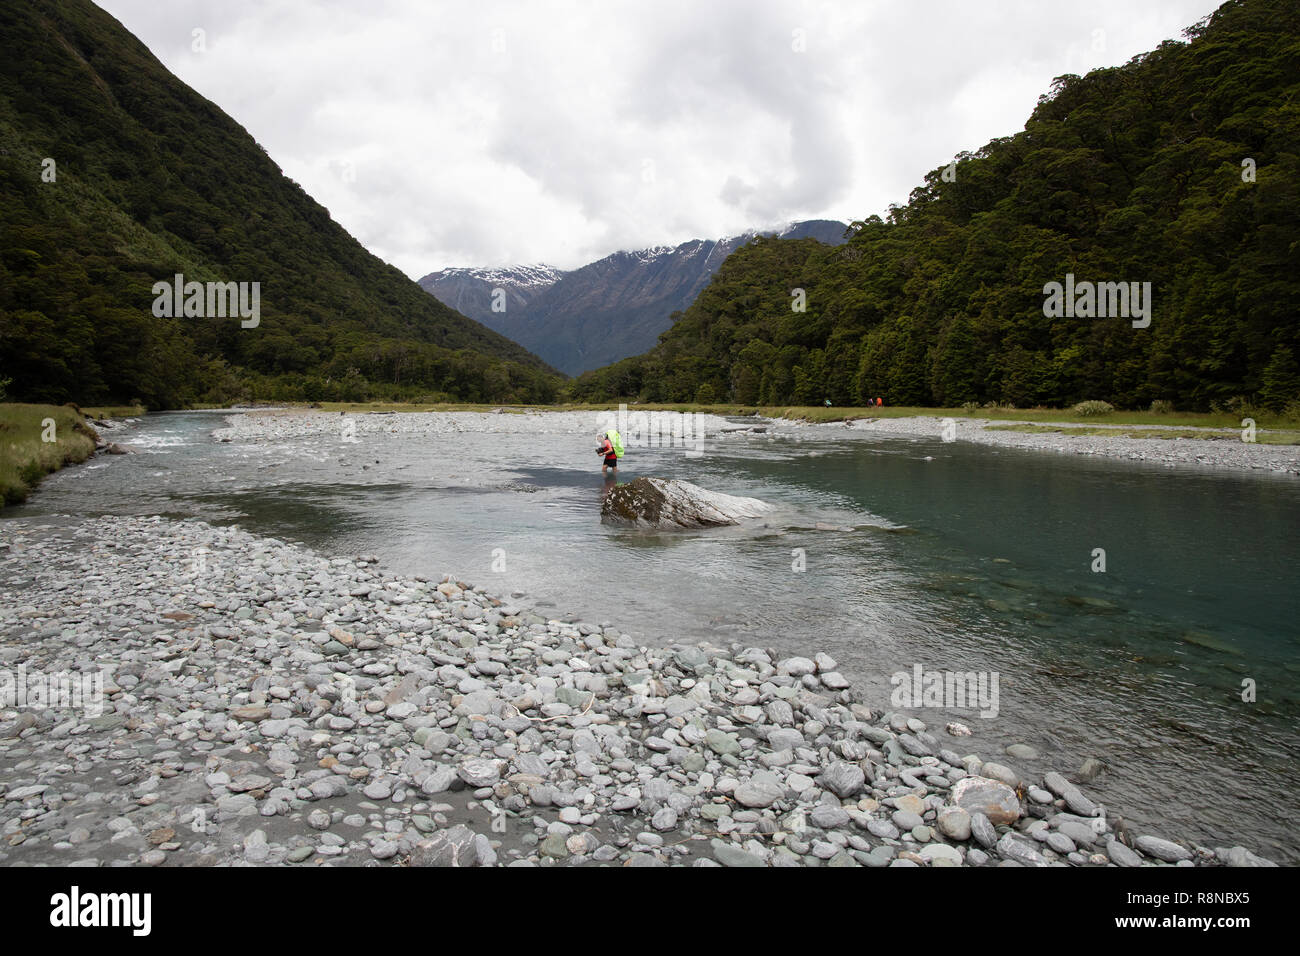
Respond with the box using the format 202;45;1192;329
597;430;622;476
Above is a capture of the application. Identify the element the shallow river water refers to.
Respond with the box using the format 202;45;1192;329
8;409;1298;862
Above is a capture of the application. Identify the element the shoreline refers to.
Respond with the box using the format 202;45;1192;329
199;405;1300;477
40;402;1297;479
836;415;1300;476
0;513;1276;867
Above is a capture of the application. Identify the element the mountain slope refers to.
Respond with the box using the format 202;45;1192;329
0;0;560;406
571;0;1300;412
419;220;848;374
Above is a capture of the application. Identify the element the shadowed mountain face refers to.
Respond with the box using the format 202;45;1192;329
419;221;848;375
0;0;560;406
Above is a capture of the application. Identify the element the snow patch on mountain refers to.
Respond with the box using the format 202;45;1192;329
422;264;565;289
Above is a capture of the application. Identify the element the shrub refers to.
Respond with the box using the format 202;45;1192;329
1215;395;1265;421
1073;400;1115;417
1149;399;1175;414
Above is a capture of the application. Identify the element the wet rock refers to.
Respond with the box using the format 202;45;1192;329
1214;846;1277;867
1043;771;1098;817
1106;839;1143;868
1134;835;1192;863
600;477;770;529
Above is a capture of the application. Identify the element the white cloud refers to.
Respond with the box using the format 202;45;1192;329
95;0;1223;275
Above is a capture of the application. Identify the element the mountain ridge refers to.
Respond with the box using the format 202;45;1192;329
419;219;848;374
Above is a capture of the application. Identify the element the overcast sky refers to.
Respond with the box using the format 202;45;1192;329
97;0;1223;277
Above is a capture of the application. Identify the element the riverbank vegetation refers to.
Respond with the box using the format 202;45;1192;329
0;403;98;504
81;405;146;419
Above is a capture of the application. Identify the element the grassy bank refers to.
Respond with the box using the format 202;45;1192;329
754;404;1300;429
568;401;1300;435
81;404;146;419
986;423;1300;445
0;404;100;506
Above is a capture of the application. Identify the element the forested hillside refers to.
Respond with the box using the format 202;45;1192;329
571;0;1300;412
0;0;561;407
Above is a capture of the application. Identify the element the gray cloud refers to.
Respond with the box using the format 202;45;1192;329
96;0;1222;275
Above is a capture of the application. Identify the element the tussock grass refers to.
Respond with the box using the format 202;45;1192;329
81;405;146;419
0;404;99;506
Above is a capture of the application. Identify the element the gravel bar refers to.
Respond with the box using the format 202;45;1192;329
0;514;1276;867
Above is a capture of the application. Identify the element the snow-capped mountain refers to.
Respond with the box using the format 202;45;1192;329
418;220;847;375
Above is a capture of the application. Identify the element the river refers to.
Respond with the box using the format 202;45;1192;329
7;408;1298;862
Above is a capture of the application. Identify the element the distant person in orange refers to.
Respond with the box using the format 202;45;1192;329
876;397;883;407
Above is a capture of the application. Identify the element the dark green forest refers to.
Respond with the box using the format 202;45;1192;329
0;0;561;407
572;0;1300;412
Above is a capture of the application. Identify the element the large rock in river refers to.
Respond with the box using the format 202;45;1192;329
601;477;770;529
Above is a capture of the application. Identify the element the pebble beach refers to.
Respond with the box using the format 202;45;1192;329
0;503;1278;867
843;415;1300;475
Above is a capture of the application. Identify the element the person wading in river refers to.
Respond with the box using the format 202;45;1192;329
596;432;618;476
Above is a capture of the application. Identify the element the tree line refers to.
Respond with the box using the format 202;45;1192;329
571;0;1300;413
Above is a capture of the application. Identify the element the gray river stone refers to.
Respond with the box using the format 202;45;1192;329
1106;839;1143;867
969;812;998;849
458;759;500;788
712;839;767;867
734;773;785;809
1135;835;1192;862
891;810;924;831
1043;771;1098;817
818;762;865;798
937;807;972;841
412;825;481;867
706;729;741;756
1214;846;1277;867
997;832;1049;867
952;776;1021;826
809;804;850;829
